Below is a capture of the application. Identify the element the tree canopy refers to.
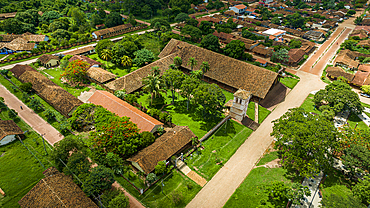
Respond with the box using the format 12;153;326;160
224;40;245;59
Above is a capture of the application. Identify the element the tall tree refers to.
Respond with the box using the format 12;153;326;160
82;166;115;197
142;68;166;105
162;69;185;104
101;49;113;61
200;34;221;52
224;40;245;59
187;57;198;70
271;48;289;62
121;55;132;67
271;108;339;178
180;76;200;111
173;56;182;68
192;83;226;118
105;12;123;28
353;176;370;206
200;61;210;79
181;25;202;41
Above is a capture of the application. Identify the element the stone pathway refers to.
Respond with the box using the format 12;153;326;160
294;172;324;208
358;107;370;126
254;102;259;123
0;55;9;61
177;160;207;187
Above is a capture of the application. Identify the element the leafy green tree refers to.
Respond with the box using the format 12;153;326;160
19;82;32;93
342;145;370;175
347;10;356;16
361;85;370;94
341;39;358;50
289;39;302;48
1;18;24;34
181;25;202;41
287;183;311;205
320;193;366;208
146;173;157;184
201;34;220;52
133;49;155;67
175;13;190;22
262;181;289;207
29;98;42;111
314;81;363;115
169;0;191;12
121;56;132;67
39;11;61;23
61;60;89;83
114;90;126;100
141;5;153;19
109;193;129;208
355;16;364;25
83;166;115;197
68;7;86;26
224;40;245;59
105;12;123;28
43;109;55;121
163;69;185;104
271;108;339;178
353;176;370;206
63;151;91;183
187;57;198;70
173;56;182;68
151;18;171;31
155;160;169;175
101;49;113;61
271;48;289;62
185;18;198;27
200;61;210;79
142;69;166;105
52;29;70;40
140;131;156;148
59;120;71;135
199;21;214;35
96;39;114;58
271;17;280;25
50;135;84;171
192;83;226;118
8;109;18;119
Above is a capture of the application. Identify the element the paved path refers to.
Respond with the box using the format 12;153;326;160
178;160;207;187
112;181;145;208
186;71;327;208
0;85;63;145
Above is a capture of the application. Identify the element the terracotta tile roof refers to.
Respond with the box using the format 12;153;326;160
64;46;95;56
288;48;305;63
0;42;35;51
196;16;221;24
0;12;17;18
350;29;368;39
0;120;23;141
334;50;360;69
352;70;370;86
357;39;370;47
38;54;60;64
252;46;273;57
87;91;163;133
105;54;175;93
93;23;133;37
159;39;278;99
213;31;234;40
86;67;117;84
326;67;354;82
354;26;370;33
234;4;246;9
18;167;98;208
10;66;83;117
358;64;370;72
127;126;195;174
69;55;102;68
224;10;236;16
255;58;267;64
0;34;46;42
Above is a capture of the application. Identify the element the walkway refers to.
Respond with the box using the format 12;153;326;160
186;71;327;208
177;160;207;187
0;55;9;61
0;85;63;145
112;181;145;208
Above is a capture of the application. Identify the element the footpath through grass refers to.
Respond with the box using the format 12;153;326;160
224;151;298;208
186;120;253;180
115;170;201;208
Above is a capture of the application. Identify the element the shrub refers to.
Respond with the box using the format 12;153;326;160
108;193;129;208
172;191;184;205
146;173;157;184
125;94;137;104
19;82;33;93
155;160;169;175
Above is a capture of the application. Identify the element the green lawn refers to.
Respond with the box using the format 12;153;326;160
247;101;255;120
347;113;369;130
321;65;333;84
115;170;201;208
186;120;252;180
0;75;66;134
137;89;234;138
224;152;298;208
300;94;322;115
258;105;271;124
256;151;279;166
320;169;354;202
0;105;53;208
0;54;6;59
280;77;300;89
42;68;90;97
88;54;131;77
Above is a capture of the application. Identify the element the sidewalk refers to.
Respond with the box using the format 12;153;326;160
0;85;63;145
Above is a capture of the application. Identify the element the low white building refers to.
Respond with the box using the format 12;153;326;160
0;120;23;146
229;4;247;15
262;28;286;41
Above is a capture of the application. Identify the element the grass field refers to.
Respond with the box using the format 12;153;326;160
280;77;300;89
42;68;90;97
258;105;271;124
186;120;252;180
0;105;53;208
115;170;201;208
247;101;255;120
224;152;298;208
88;54;131;77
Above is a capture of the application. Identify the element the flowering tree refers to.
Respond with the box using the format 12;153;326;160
61;60;89;83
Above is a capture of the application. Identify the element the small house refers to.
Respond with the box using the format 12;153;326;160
0;120;23;146
229;4;247;15
86;67;117;84
38;54;60;68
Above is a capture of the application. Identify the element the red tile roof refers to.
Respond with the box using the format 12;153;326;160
69;55;102;68
234;4;247;9
88;91;163;133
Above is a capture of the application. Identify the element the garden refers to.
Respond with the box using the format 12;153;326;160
0;102;53;208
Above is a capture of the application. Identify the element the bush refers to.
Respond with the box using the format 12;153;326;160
108;193;129;208
155;160;169;175
146;173;157;184
19;82;33;93
172;191;184;205
114;90;126;100
125;94;137;104
101;189;120;207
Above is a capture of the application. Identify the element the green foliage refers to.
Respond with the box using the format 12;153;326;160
101;189;121;208
151;18;171;31
199;21;214;35
271;108;339;178
29;98;42;111
109;193;129;208
192;83;226;118
8;109;18;119
125;94;138;105
353;176;370;206
242;30;265;41
140;131;156;148
82;166;115;197
271;48;289;63
105;12;123;28
181;25;202;41
172;191;184;205
320;193;366;208
155;160;169;175
96;39;114;58
314;81;363;114
342;144;370;176
19;82;32;93
289;39;302;49
185;18;198;27
180;76;200;110
63;151;91;183
175;13;190;22
201;34;220;52
146;173;157;184
61;60;89;83
50;135;84;171
133;48;155;67
224;40;245;59
114;90;126;100
43;109;55;121
361;85;370;94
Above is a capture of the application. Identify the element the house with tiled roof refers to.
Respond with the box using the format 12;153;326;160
0;120;23;146
213;31;234;42
159;39;278;99
64;46;95;56
10;65;83;117
86;67;117;84
326;67;355;82
334;50;360;70
0;12;16;20
196;16;222;25
18;167;98;208
0;33;48;54
288;49;306;66
69;55;102;68
88;90;163;133
92;23;133;39
229;4;247;14
251;45;273;58
38;54;60;68
127;126;196;174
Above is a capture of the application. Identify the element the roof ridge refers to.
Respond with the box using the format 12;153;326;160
41;178;67;207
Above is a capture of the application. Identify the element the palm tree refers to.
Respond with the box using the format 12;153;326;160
200;61;210;80
187;57;198;71
121;55;132;67
101;49;112;61
173;56;182;69
142;74;165;105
